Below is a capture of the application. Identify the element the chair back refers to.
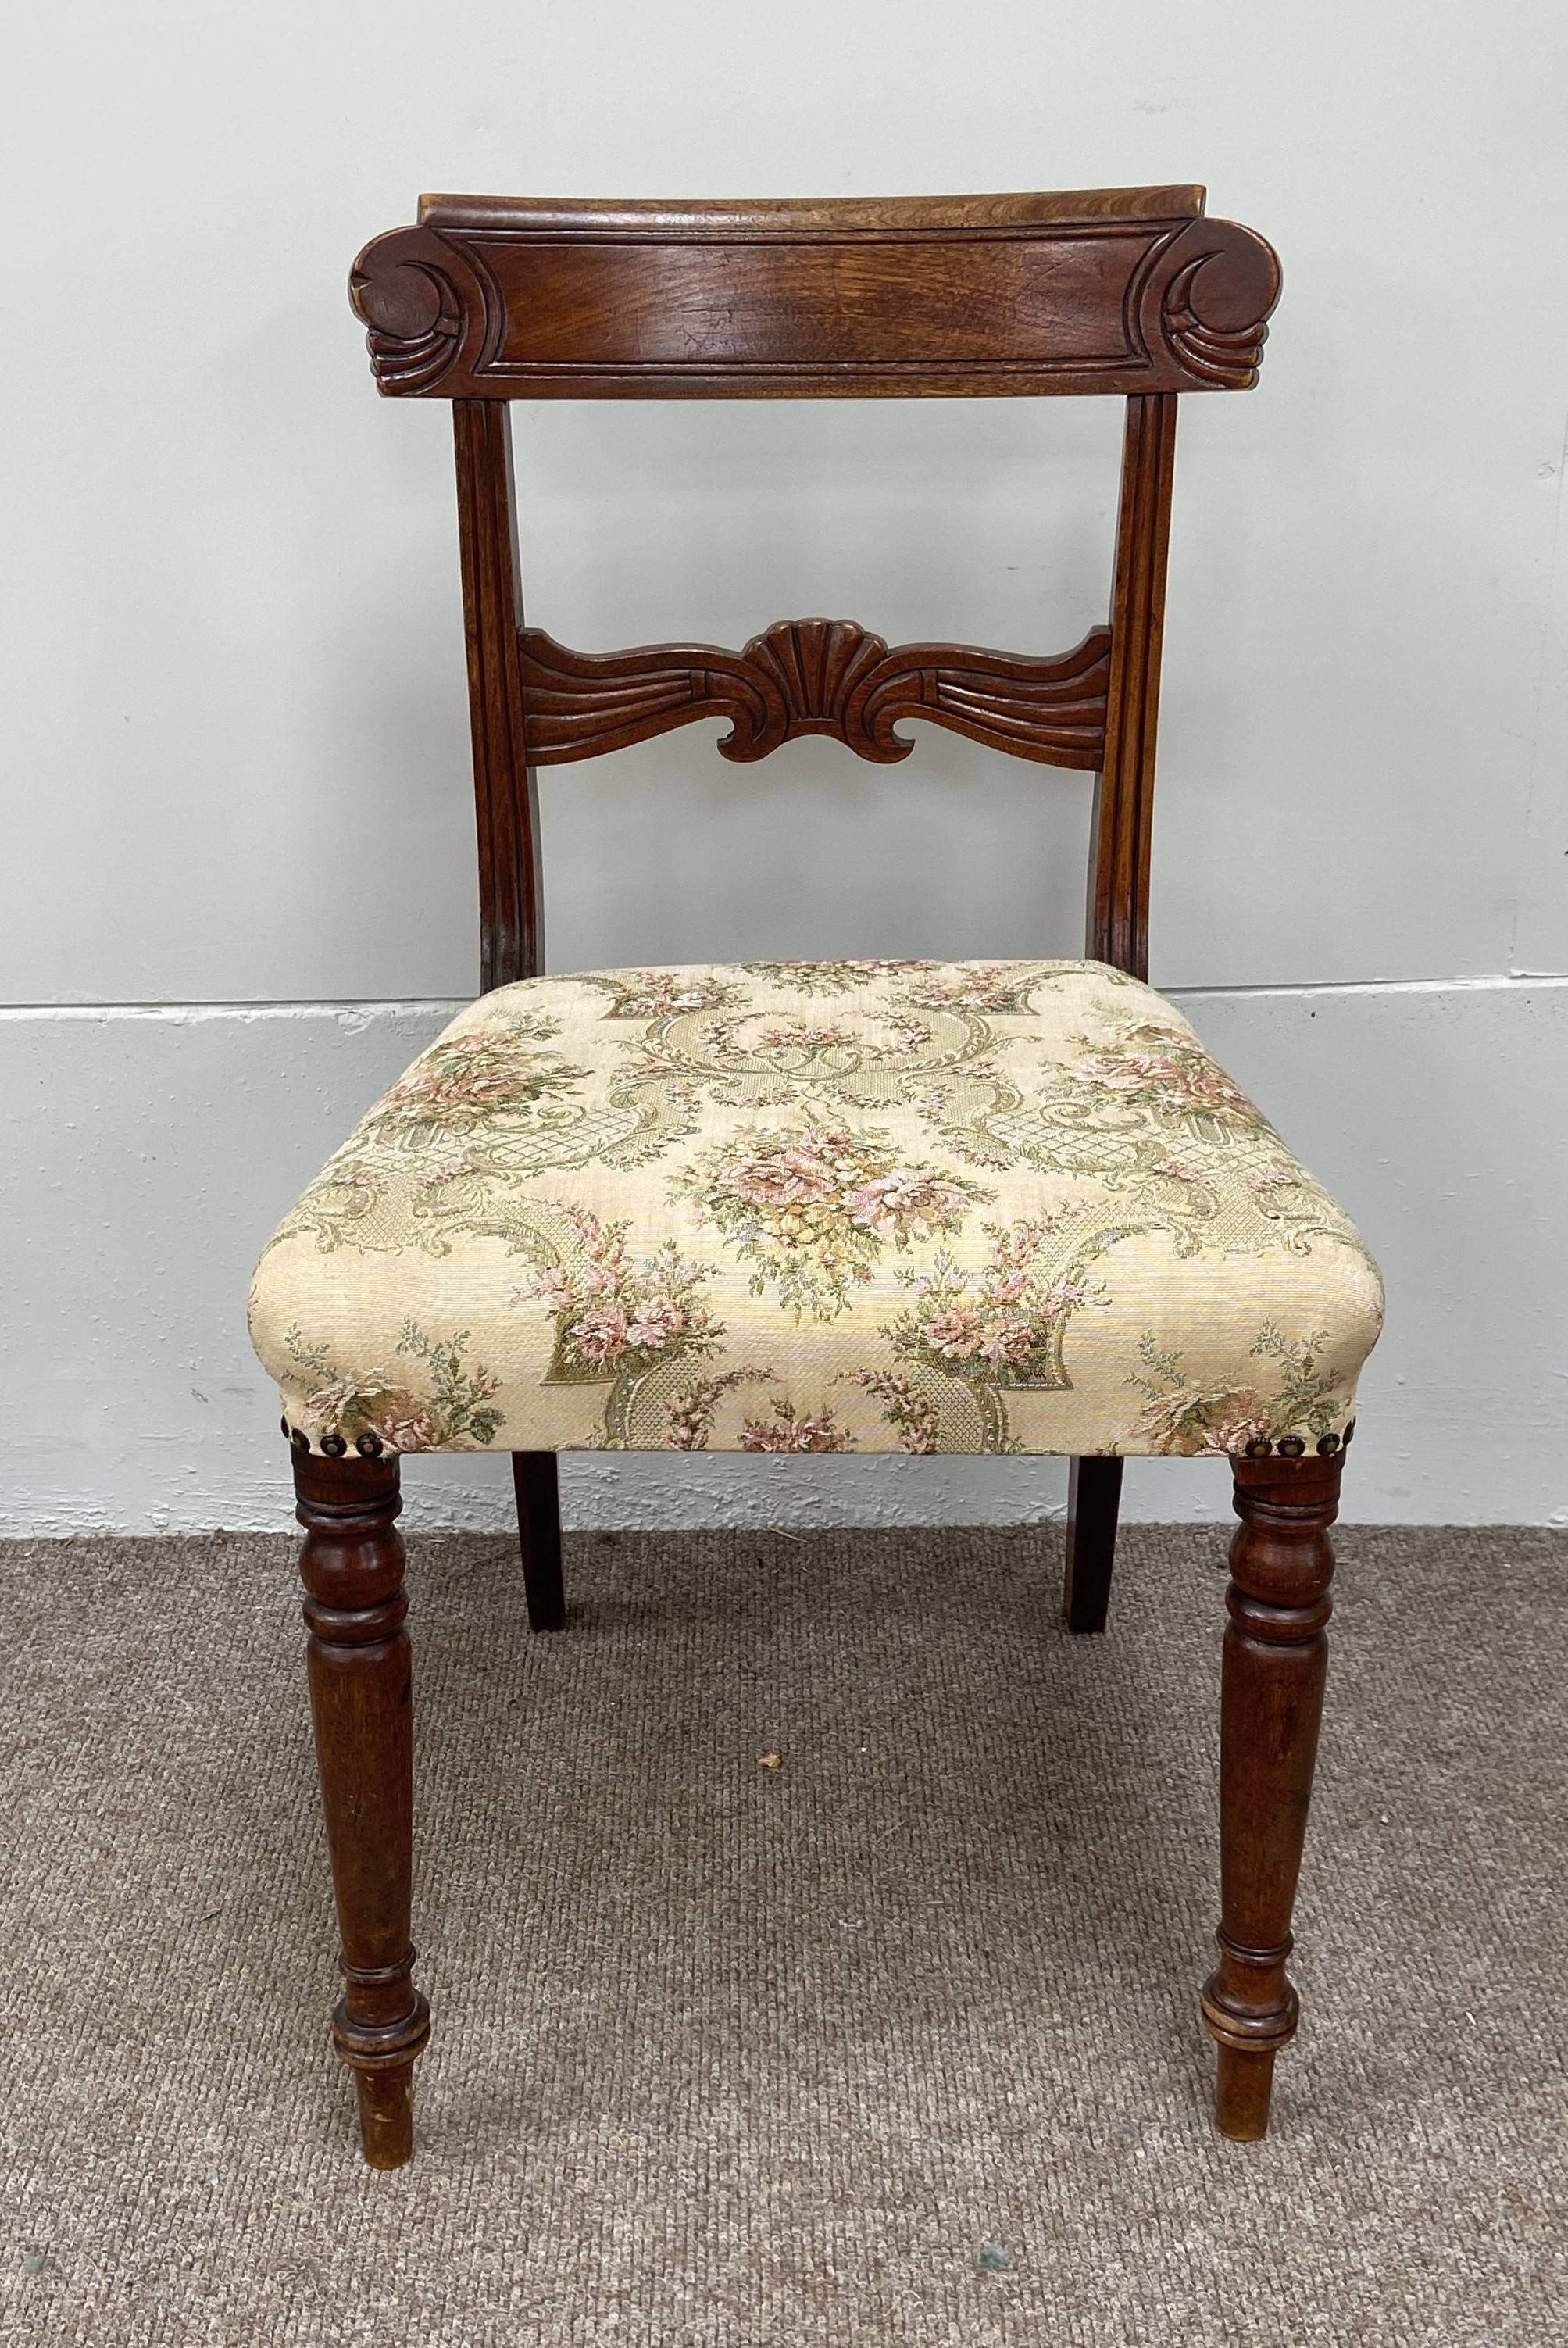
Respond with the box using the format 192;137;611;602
349;188;1280;988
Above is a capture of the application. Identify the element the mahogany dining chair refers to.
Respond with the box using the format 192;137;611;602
248;187;1383;2167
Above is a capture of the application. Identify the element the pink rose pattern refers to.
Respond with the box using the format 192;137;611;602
366;1014;589;1148
672;1121;988;1321
741;960;928;995
756;1020;861;1056
738;1396;854;1453
285;1319;503;1451
580;970;745;1020
259;965;1377;1456
844;1369;941;1455
515;1209;722;1381
883;1213;1108;1397
1127;1324;1352;1456
902;963;1068;1015
1062;1020;1259;1125
663;1367;777;1450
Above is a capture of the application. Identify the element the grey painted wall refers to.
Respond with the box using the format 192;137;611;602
4;0;1566;1531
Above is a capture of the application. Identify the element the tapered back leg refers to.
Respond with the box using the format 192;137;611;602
1063;1456;1123;1632
513;1450;566;1632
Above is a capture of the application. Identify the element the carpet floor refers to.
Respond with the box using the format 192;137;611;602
0;1523;1563;2346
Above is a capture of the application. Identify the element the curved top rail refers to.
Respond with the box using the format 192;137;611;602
416;186;1208;234
350;186;1280;401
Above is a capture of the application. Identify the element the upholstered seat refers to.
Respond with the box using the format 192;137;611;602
252;957;1381;1464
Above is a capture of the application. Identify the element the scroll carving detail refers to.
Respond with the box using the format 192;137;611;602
1143;219;1281;391
349;227;489;397
519;620;1112;770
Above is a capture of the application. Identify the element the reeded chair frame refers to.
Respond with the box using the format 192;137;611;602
290;186;1348;2167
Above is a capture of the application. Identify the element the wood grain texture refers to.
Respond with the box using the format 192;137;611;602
453;402;543;989
1088;393;1179;978
419;188;1209;231
294;1449;430;2168
520;619;1112;769
1202;1451;1341;2141
350;195;1279;402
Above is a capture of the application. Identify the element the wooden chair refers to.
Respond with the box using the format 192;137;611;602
248;188;1384;2168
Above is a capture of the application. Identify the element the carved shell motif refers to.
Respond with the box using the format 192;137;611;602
741;620;890;732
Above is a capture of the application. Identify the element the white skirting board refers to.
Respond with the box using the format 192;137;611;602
2;977;1563;1533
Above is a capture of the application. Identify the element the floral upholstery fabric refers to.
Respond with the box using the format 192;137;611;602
248;960;1383;1462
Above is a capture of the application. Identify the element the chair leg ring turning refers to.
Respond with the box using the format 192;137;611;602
294;1446;430;2168
332;1976;433;2170
1201;1935;1301;2140
1207;1451;1341;2141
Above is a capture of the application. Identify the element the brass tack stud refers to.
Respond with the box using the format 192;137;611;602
1316;1433;1340;1455
290;1427;311;1453
321;1433;348;1458
355;1431;384;1458
1244;1438;1273;1458
1342;1418;1356;1445
280;1413;291;1439
1277;1436;1306;1458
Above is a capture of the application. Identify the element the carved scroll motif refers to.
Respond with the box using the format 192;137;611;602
1140;219;1282;391
519;619;1112;769
349;227;492;396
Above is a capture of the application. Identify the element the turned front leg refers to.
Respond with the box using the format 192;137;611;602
1202;1449;1342;2140
293;1446;430;2168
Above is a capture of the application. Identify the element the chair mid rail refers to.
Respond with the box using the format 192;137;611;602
517;618;1113;770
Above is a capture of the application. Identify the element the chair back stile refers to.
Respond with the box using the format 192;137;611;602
1095;391;1178;979
452;401;543;992
350;189;1282;989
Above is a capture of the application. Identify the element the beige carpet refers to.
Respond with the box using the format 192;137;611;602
1;1522;1563;2347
